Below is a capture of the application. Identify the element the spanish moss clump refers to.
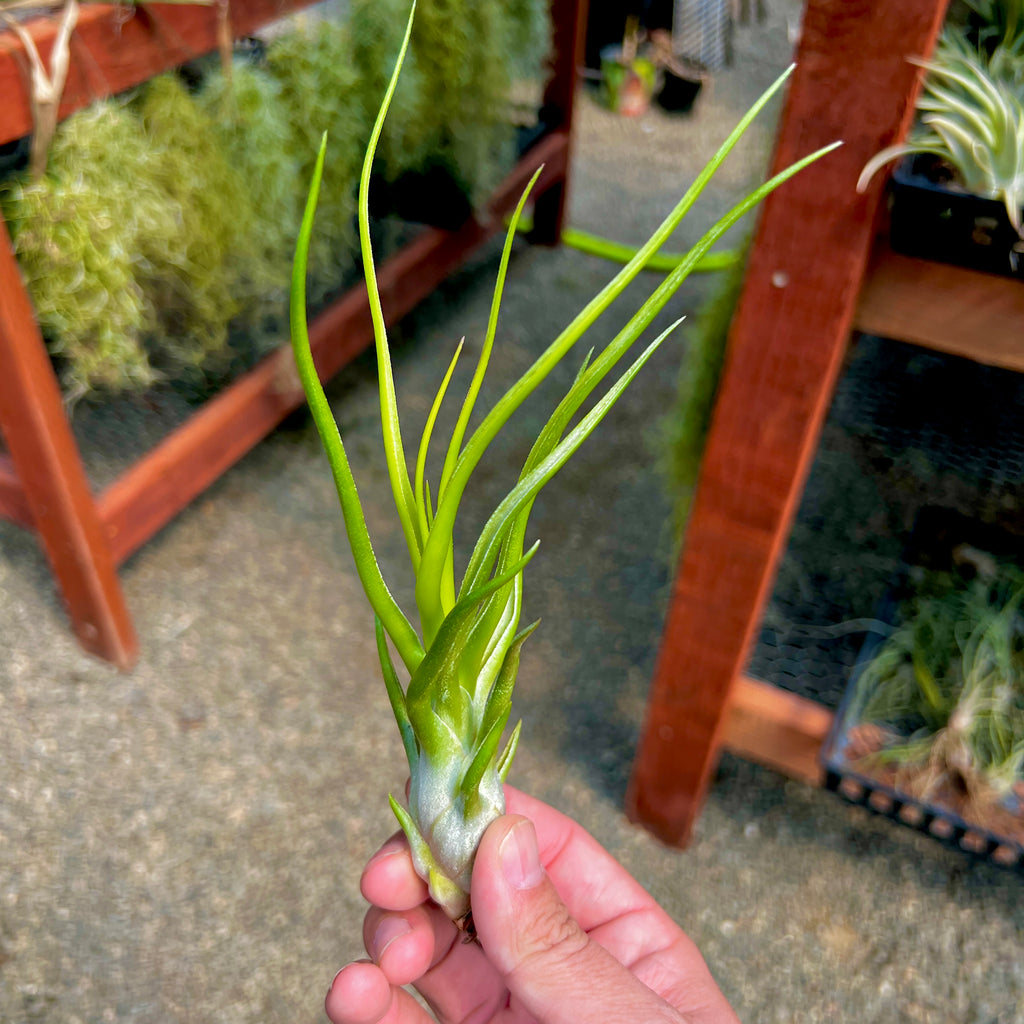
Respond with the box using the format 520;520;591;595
136;73;257;377
198;60;304;329
349;0;428;182
1;100;173;400
348;0;551;209
266;19;364;301
499;0;552;82
404;0;518;204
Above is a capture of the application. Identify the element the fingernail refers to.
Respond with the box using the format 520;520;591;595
326;965;345;999
368;837;407;865
500;819;544;891
373;916;412;959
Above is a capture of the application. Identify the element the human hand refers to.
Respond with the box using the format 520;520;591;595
325;786;739;1024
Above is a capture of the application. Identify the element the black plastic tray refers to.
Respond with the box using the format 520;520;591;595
888;155;1024;280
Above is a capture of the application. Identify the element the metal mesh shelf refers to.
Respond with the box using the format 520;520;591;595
748;333;1024;708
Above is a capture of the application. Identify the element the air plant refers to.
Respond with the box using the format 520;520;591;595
857;30;1024;236
855;572;1024;808
963;0;1024;55
290;5;837;928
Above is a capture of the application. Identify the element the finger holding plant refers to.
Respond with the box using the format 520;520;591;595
290;1;839;931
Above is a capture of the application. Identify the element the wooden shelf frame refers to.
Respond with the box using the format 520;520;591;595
855;240;1024;373
0;0;587;668
626;0;954;847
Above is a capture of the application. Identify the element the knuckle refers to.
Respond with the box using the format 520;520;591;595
520;899;589;968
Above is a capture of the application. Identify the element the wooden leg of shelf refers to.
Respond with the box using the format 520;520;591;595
0;223;138;669
532;0;587;245
722;677;833;786
0;452;32;526
625;0;947;848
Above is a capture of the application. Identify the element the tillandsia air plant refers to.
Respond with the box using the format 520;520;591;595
857;29;1024;236
290;4;838;929
854;571;1024;808
963;0;1024;56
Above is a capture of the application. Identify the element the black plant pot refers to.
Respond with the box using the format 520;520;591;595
888;155;1024;279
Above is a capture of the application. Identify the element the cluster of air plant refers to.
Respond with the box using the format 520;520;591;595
858;28;1024;236
291;4;836;928
962;0;1024;56
855;571;1024;808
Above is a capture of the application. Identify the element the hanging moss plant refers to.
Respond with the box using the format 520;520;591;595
1;2;553;401
265;19;364;301
348;0;552;212
198;60;304;329
135;73;257;378
348;0;429;183
498;0;552;82
1;100;175;400
406;0;516;204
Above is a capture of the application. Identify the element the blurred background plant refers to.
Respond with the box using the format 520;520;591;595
264;17;364;304
852;567;1024;812
0;0;554;401
858;12;1024;237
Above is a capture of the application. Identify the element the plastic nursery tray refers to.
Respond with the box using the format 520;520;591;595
821;508;1024;871
888;155;1024;280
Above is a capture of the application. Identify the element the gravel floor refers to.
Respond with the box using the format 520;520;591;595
2;3;1022;1022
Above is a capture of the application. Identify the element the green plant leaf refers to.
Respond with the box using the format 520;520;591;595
290;132;424;673
357;0;423;568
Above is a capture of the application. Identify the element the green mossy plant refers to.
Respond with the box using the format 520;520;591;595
662;245;748;541
2;99;174;400
198;60;304;329
265;18;364;301
349;0;551;203
135;73;256;377
403;0;517;204
349;0;428;183
499;0;552;82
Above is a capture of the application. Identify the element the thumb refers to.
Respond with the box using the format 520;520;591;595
470;815;682;1024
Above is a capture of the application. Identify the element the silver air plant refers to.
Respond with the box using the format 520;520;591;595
858;30;1024;236
290;3;837;930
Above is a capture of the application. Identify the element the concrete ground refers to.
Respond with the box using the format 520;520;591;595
1;3;1022;1022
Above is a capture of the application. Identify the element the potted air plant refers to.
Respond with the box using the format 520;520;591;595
290;3;837;930
826;562;1024;860
600;16;659;117
858;28;1024;277
962;0;1024;57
